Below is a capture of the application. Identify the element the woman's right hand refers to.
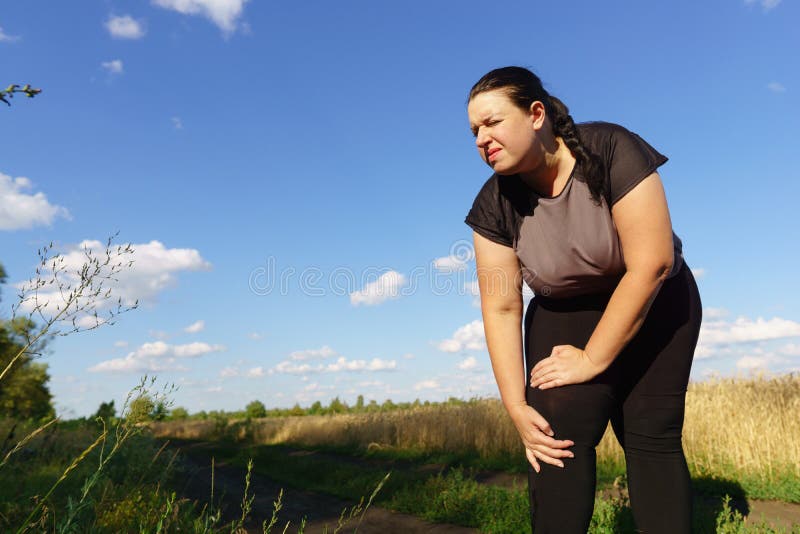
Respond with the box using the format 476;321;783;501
507;403;574;473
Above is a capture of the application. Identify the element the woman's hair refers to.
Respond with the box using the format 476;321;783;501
468;66;607;205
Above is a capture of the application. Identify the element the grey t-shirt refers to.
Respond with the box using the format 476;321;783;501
464;121;684;299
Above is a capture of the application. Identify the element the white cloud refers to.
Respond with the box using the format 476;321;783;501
246;366;265;377
694;344;715;359
71;315;110;329
101;59;124;74
778;343;800;356
171;116;183;129
767;82;786;93
273;355;397;375
694;312;800;363
152;0;250;34
325;357;397;372
274;361;318;375
736;356;764;370
736;353;786;370
698;315;800;346
0;173;70;230
464;280;482;308
114;340;129;348
218;364;269;379
745;0;782;11
437;320;486;353
402;353;415;359
220;366;238;377
247;332;263;340
357;380;384;388
0;26;20;42
289;345;337;361
704;307;729;320
174;342;221;357
691;268;706;279
414;379;440;391
458;356;479;370
433;255;469;273
105;15;145;39
184;320;205;333
89;340;225;373
15;239;211;320
350;271;407;306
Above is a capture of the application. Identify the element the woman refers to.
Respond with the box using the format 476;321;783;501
464;66;702;533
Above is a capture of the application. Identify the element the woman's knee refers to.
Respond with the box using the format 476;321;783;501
527;383;614;445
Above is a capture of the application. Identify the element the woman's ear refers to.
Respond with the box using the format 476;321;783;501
529;100;546;130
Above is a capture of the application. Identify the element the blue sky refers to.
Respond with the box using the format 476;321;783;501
1;0;798;418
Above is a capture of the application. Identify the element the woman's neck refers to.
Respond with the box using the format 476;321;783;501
519;137;576;197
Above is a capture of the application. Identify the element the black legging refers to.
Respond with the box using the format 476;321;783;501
524;262;702;533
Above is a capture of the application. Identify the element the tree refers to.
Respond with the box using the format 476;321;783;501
0;274;54;421
355;394;365;411
151;400;168;421
170;406;189;420
245;400;266;419
309;400;323;415
93;400;116;423
327;396;347;414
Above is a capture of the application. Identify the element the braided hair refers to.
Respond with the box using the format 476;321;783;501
468;66;608;206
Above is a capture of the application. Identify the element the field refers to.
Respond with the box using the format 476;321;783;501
3;375;799;532
149;374;800;532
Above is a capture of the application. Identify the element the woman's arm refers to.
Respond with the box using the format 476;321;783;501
473;231;574;470
530;172;675;388
473;231;526;411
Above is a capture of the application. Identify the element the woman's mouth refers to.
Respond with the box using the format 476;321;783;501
487;148;501;162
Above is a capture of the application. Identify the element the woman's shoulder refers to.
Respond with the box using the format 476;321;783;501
576;121;633;148
577;122;668;206
473;172;532;205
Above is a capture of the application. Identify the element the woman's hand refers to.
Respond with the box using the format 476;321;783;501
530;345;606;390
507;403;574;473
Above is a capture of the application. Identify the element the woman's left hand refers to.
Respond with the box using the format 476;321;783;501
530;345;606;389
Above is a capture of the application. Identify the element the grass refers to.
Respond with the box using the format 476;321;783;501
4;375;798;531
180;439;797;533
0;413;392;533
152;375;800;504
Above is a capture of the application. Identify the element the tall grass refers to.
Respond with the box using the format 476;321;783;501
152;375;800;501
598;374;800;500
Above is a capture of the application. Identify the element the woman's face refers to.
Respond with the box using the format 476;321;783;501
467;89;545;175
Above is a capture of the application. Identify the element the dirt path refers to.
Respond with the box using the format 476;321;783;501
169;440;477;534
168;440;800;532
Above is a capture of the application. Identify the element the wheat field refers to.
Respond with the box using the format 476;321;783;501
151;375;800;489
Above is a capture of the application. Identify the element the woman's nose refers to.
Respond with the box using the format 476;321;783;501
475;129;490;148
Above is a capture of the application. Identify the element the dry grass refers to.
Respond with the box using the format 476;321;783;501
152;400;521;458
152;375;800;489
597;374;800;483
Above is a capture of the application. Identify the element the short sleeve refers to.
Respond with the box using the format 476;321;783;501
464;174;515;248
607;126;668;206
